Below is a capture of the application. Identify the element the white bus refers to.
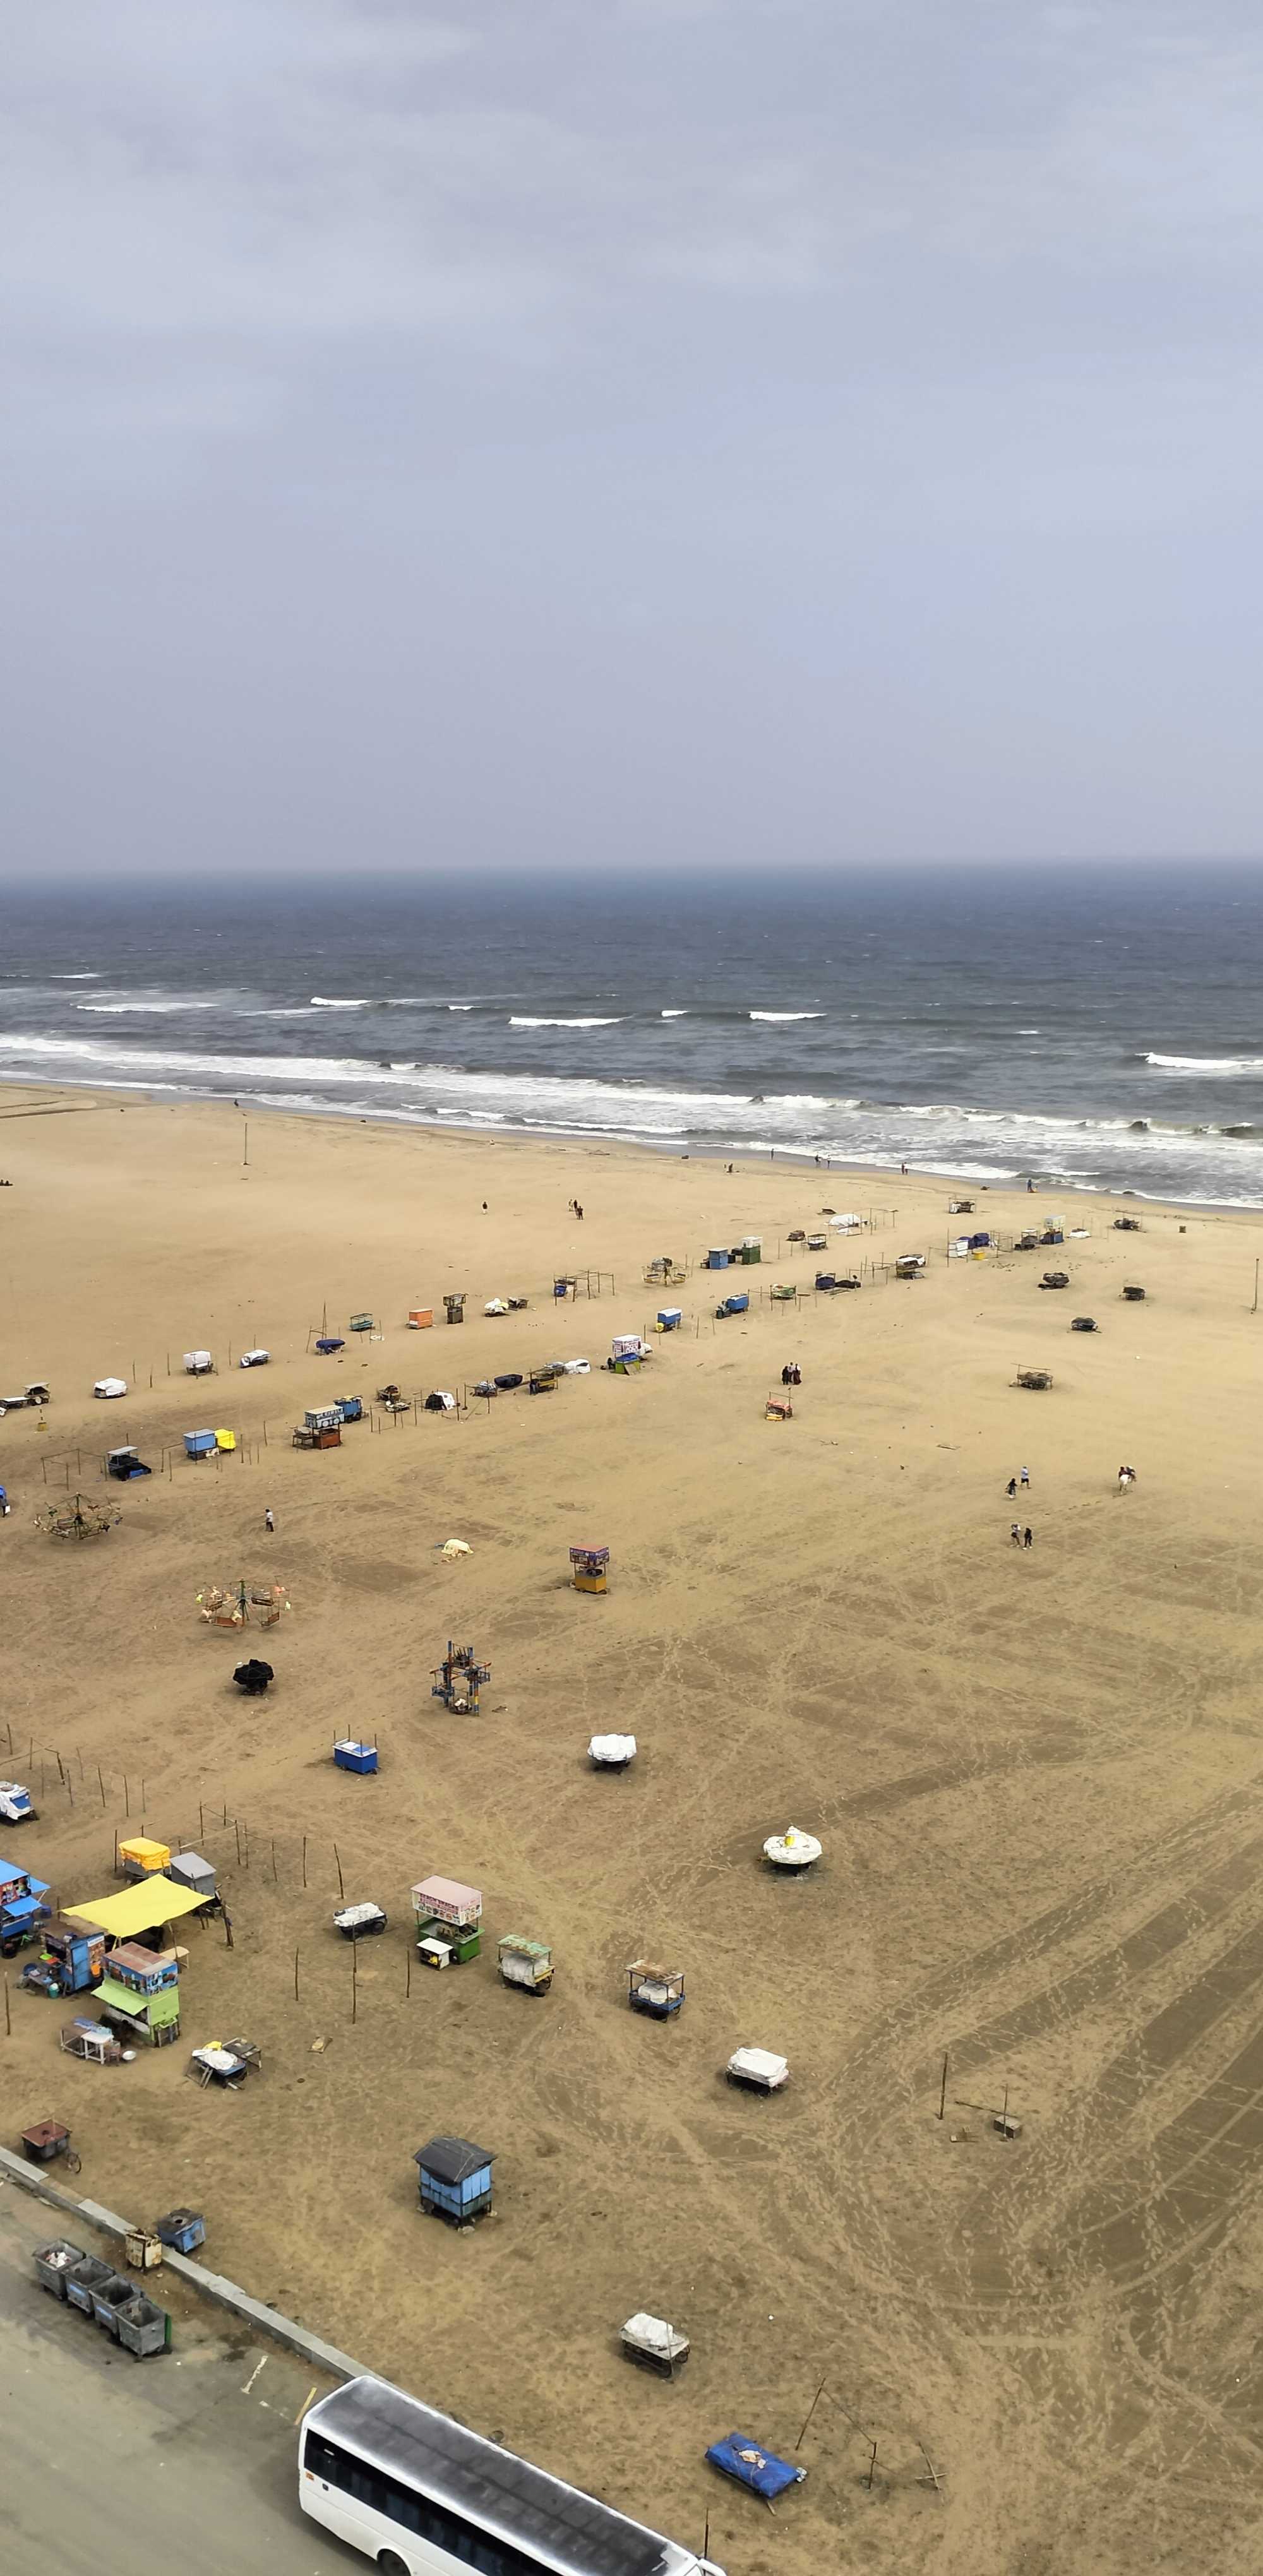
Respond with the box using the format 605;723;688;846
299;2376;726;2576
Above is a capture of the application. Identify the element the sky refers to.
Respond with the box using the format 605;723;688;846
1;0;1260;876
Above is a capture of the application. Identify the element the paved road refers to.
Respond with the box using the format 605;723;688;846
0;2187;359;2575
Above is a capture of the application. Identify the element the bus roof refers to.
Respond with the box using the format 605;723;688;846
303;2377;698;2576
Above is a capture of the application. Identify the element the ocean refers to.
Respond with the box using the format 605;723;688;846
2;866;1262;1207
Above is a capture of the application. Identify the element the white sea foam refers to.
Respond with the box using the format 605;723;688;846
3;1026;1262;1203
661;1009;688;1018
78;999;220;1014
749;1010;823;1022
310;995;371;1008
509;1016;623;1029
1144;1051;1263;1073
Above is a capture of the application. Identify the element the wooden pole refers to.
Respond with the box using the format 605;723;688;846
796;2373;828;2451
865;2441;878;2491
98;1766;106;1810
333;1844;344;1900
3;1972;9;2038
938;2051;948;2121
351;1943;357;2025
301;1834;308;1889
294;1946;300;2003
406;1948;412;2000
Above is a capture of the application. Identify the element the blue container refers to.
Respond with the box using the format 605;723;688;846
183;1431;217;1458
553;1279;570;1299
707;1249;729;1270
156;2209;205;2255
657;1309;682;1330
336;1397;363;1422
333;1740;378;1775
724;1293;750;1315
414;2137;496;2224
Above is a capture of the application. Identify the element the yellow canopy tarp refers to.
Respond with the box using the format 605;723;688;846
65;1878;208;1938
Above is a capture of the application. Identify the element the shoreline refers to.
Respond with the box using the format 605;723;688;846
3;1065;1263;1225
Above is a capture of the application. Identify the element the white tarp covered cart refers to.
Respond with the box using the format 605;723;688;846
726;2046;789;2093
621;2311;690;2377
93;1377;127;1399
589;1733;637;1771
183;1351;215;1374
762;1825;822;1873
497;1934;553;1994
333;1902;386;1940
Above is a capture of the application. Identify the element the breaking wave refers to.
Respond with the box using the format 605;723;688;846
1143;1051;1263;1074
3;1023;1263;1200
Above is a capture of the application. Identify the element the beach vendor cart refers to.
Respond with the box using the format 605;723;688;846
117;1837;171;1883
726;2046;789;2094
762;1825;822;1874
97;1943;182;2049
497;1933;553;1995
414;2135;495;2224
333;1902;387;1940
0;1856;52;1957
570;1544;609;1596
626;1959;685;2019
413;1876;482;1967
621;2312;690;2378
22;1917;105;1999
588;1732;636;1772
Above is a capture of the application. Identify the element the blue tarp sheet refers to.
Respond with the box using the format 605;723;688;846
705;2433;806;2499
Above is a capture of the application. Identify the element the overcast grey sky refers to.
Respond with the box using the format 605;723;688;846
1;0;1259;875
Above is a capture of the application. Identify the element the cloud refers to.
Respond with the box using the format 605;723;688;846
1;0;1260;869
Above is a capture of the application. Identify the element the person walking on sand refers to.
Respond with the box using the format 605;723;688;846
1019;1465;1030;1488
264;1506;274;1534
1023;1525;1034;1549
575;1202;584;1220
1010;1522;1021;1545
1006;1476;1017;1499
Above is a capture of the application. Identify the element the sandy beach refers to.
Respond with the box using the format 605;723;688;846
3;1081;1263;2576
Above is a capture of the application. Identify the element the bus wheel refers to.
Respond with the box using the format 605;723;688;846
377;2556;410;2574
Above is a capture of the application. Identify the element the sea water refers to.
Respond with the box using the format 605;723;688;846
2;865;1262;1207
